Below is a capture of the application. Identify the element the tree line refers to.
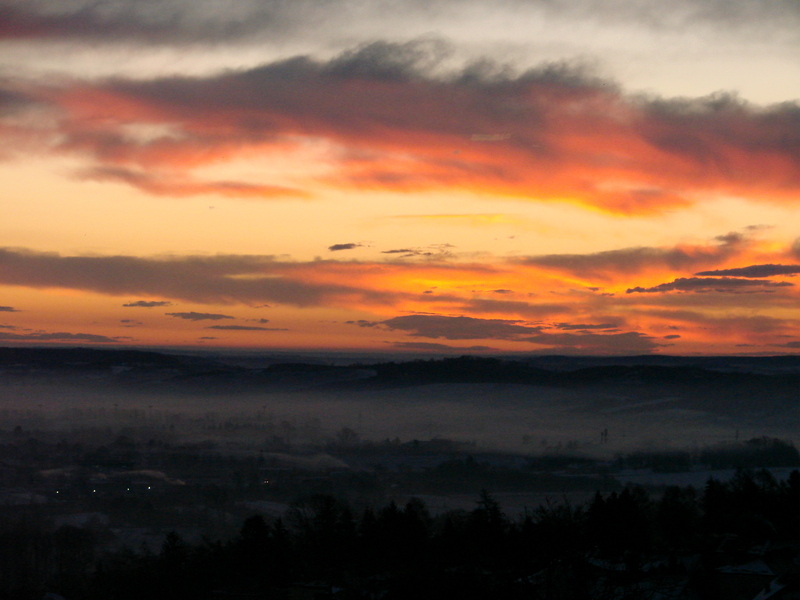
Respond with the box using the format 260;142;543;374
3;468;799;599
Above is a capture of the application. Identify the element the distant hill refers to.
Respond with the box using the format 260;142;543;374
1;347;797;450
2;346;800;386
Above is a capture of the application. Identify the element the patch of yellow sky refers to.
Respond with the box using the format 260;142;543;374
3;144;800;350
5;155;799;261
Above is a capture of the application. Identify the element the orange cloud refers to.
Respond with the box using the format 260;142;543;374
519;232;750;281
78;166;308;199
5;42;800;213
1;237;799;352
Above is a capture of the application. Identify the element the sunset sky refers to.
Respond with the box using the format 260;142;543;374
2;0;800;355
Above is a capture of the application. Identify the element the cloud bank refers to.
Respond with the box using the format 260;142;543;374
695;264;800;278
166;311;235;321
2;41;798;213
0;248;393;307
626;277;793;294
123;300;172;308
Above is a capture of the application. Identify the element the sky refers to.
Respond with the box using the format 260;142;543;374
1;0;800;355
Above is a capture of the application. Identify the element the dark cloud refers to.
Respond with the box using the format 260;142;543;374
381;314;542;340
0;2;452;46
610;284;800;311
492;289;513;294
375;295;653;354
328;243;362;252
0;324;20;330
553;322;619;330
248;318;271;324
0;2;280;43
4;1;800;47
523;234;745;278
346;320;380;327
0;331;119;343
0;87;37;115
781;341;800;348
123;300;172;308
664;334;681;339
521;331;659;354
381;245;454;258
326;38;450;81
714;232;746;245
0;305;19;312
166;311;234;321
695;264;800;277
206;325;288;331
626;277;793;294
0;248;396;307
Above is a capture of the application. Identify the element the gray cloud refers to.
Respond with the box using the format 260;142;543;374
0;305;19;312
374;309;652;353
4;1;799;46
328;243;362;252
626;277;793;294
695;264;800;277
522;331;659;354
0;331;119;343
523;234;745;278
552;322;619;330
0;87;38;115
381;244;454;258
0;1;285;43
325;38;450;81
80;166;307;200
0;248;396;307
380;314;543;340
123;300;172;307
346;320;380;327
206;325;288;331
166;311;234;321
